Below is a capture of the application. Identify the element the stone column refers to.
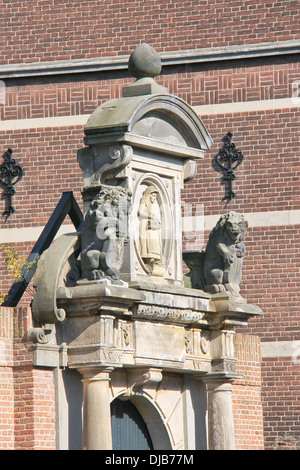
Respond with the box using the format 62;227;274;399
80;367;113;450
204;375;235;450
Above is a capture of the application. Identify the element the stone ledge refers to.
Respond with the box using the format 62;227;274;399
1;39;299;79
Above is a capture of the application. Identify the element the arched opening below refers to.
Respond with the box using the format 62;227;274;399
111;395;173;450
111;398;153;450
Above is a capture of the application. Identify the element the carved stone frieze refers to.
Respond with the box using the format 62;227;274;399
192;360;211;372
185;330;193;354
100;347;122;363
184;330;210;357
200;335;209;355
133;303;205;324
115;319;134;349
212;358;237;374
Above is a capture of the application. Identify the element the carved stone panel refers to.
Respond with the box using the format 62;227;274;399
134;321;185;367
184;329;211;373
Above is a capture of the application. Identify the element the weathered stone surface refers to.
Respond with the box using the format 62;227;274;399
128;43;162;79
80;185;132;282
30;44;264;451
184;211;249;298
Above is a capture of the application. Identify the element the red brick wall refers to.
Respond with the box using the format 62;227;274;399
1;0;300;65
261;357;300;450
239;226;300;342
0;127;83;229
13;366;56;449
183;106;300;215
1;62;299;226
0;307;56;450
232;334;264;450
0;308;14;448
1;59;299;121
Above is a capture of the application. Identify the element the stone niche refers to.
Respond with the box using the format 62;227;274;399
30;44;263;451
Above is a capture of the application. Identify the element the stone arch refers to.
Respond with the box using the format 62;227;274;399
132;172;173;274
128;94;212;150
112;392;173;450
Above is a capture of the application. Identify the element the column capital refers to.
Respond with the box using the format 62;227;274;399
78;366;114;382
202;372;241;389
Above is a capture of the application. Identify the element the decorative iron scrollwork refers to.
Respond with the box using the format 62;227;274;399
212;132;243;204
0;148;24;221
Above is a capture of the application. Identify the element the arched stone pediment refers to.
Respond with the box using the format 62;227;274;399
84;93;212;158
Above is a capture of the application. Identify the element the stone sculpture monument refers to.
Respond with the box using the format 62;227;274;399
81;184;132;282
183;211;248;298
138;185;164;275
29;43;263;451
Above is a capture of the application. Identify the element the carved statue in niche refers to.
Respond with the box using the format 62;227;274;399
138;185;163;273
81;185;132;281
183;211;248;297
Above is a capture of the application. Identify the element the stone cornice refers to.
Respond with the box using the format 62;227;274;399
1;39;299;79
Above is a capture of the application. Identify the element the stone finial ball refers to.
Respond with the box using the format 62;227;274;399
128;43;162;79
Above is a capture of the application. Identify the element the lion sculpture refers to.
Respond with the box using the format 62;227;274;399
183;211;248;297
81;185;131;281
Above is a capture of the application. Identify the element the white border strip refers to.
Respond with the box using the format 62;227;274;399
0;114;89;130
195;98;300;116
204;209;300;231
261;340;300;360
0;224;76;244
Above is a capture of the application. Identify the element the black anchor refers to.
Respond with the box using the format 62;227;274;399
0;148;24;221
212;132;244;204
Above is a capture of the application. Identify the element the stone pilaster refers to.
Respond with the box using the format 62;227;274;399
203;374;236;450
79;367;113;450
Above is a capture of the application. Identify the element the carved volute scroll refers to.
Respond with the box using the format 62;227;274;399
77;143;133;194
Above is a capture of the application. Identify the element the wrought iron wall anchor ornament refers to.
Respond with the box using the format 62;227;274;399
212;132;244;204
0;148;24;221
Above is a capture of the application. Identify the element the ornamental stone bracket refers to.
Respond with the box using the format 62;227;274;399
122;367;163;397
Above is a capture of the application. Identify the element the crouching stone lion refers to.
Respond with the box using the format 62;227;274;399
183;211;248;297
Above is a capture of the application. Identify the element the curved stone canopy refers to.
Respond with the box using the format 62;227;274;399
84;93;213;158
